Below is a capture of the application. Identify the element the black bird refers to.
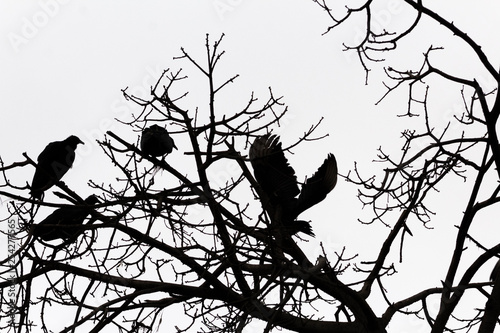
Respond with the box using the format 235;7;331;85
249;134;337;236
33;195;100;242
30;135;84;199
140;125;177;157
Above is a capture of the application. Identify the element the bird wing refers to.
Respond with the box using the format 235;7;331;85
37;141;59;163
249;135;300;201
295;153;337;216
31;142;61;197
35;205;90;241
34;206;73;240
141;126;176;156
31;140;76;197
159;131;177;153
140;128;154;153
31;137;81;199
45;138;79;170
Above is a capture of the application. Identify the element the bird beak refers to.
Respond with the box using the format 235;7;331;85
78;139;85;145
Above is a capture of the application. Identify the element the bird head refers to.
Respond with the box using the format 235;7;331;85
84;195;100;205
66;135;84;148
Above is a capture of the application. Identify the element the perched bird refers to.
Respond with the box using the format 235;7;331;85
249;134;337;236
30;135;84;199
33;195;100;242
140;125;177;157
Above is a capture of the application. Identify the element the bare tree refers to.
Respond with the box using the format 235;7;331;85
312;0;500;332
0;2;498;331
0;34;383;333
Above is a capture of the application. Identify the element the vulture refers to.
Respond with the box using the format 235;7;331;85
249;134;337;236
140;125;177;157
30;135;84;199
33;195;100;242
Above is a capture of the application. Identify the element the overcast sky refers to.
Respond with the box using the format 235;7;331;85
0;0;381;254
1;1;500;332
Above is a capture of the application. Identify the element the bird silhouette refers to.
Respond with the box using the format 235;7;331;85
249;134;337;236
33;195;100;242
140;125;177;157
30;135;84;199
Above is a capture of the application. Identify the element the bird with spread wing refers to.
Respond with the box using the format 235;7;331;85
249;134;337;236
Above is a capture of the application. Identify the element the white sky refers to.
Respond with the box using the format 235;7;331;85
1;1;500;332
